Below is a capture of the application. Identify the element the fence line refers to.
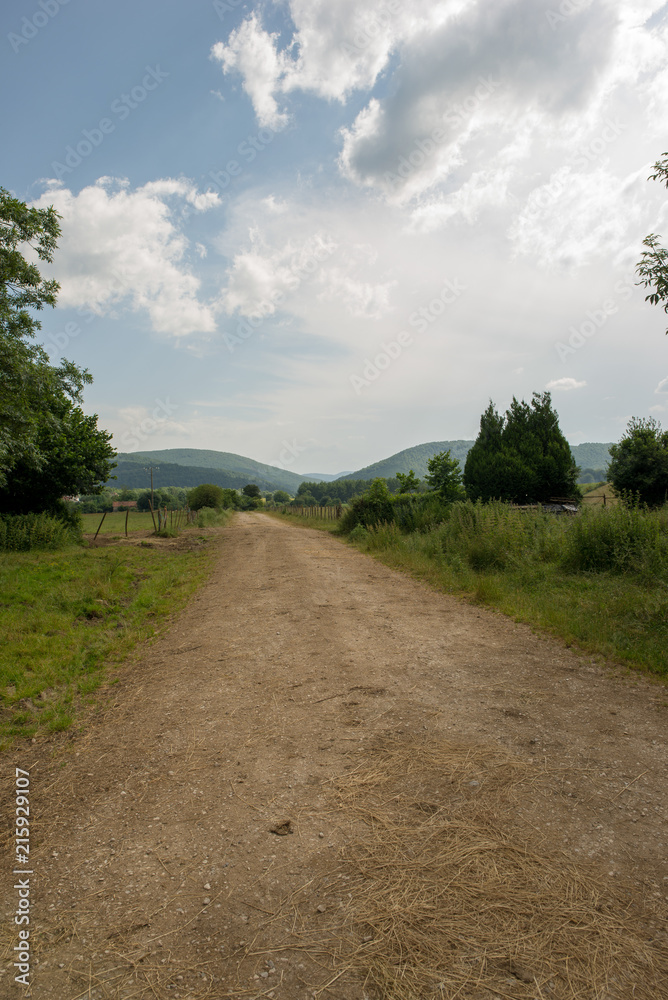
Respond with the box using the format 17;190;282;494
281;505;343;519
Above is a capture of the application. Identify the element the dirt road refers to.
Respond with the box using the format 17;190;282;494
2;513;668;999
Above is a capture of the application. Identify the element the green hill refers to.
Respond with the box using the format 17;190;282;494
339;441;613;485
114;449;305;493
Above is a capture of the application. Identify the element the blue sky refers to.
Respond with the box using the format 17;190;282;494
2;0;668;475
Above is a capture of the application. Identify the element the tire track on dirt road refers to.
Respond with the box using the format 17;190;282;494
2;512;667;998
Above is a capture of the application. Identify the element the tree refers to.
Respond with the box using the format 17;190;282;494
0;396;114;515
187;483;226;510
273;490;291;503
464;393;578;503
636;152;668;335
607;417;668;507
0;187;115;509
425;451;466;502
396;470;421;493
242;483;261;498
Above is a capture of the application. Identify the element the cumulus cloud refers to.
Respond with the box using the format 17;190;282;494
30;177;221;338
318;267;395;319
220;230;339;318
546;377;588;391
210;0;457;127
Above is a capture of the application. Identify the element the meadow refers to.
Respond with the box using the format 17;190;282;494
0;510;230;747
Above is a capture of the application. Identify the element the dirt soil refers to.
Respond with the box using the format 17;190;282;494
1;512;667;999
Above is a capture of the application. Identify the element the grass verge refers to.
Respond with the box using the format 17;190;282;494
0;523;227;748
267;509;668;679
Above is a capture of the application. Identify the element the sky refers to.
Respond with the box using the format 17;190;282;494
2;0;668;476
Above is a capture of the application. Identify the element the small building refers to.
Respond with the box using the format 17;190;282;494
112;500;138;511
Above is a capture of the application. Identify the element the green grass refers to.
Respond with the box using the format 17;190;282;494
0;525;224;748
268;505;668;678
81;510;163;535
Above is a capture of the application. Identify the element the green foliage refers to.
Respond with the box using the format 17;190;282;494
196;507;234;528
0;511;78;551
607;416;668;507
339;478;395;531
636;152;668;334
425;450;466;501
0;187;115;506
396;470;421;493
273;490;291;503
242;483;261;498
187;483;226;511
464;393;578;502
561;501;668;577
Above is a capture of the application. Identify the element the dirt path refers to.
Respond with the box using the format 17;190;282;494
2;512;667;999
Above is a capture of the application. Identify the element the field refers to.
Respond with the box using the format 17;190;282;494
0;518;226;747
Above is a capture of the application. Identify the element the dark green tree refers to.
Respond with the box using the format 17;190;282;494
464;393;578;503
425;451;466;501
272;490;291;503
242;483;261;498
187;483;226;510
636;152;668;334
396;470;421;493
0;187;115;509
608;417;668;507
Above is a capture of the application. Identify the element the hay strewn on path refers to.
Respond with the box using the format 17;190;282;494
325;736;668;1000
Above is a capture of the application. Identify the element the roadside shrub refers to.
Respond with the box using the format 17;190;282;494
561;503;668;577
188;484;225;511
347;524;370;544
196;507;233;528
0;512;76;551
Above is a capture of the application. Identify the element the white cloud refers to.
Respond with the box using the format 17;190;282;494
655;376;668;392
546;377;588;391
318;267;395;319
211;15;291;129
211;0;458;128
30;177;221;338
219;230;339;318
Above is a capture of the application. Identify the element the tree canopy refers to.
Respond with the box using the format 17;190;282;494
607;417;668;507
0;187;115;512
636;152;668;334
424;451;465;501
464;393;578;503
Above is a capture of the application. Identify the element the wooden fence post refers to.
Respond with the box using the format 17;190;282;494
93;511;107;541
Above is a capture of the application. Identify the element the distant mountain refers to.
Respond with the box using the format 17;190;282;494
570;443;613;471
338;441;613;485
338;441;474;481
114;449;305;493
111;441;614;493
301;471;352;482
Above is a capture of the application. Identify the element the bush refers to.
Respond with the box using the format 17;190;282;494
196;507;233;528
0;511;77;551
187;484;226;511
561;503;668;578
